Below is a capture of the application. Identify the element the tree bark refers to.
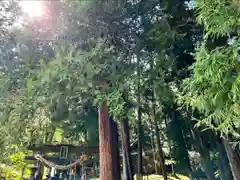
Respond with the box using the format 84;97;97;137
151;102;168;180
189;127;215;180
172;110;193;180
121;118;134;180
111;117;121;179
99;103;120;180
223;139;240;180
150;120;160;174
136;50;143;180
214;135;233;180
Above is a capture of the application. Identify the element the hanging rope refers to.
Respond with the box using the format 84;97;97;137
34;154;88;170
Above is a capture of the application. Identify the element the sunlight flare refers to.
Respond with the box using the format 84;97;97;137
19;0;43;18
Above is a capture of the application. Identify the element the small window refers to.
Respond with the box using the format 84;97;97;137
60;146;68;159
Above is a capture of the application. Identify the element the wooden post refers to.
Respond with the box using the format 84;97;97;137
99;102;120;180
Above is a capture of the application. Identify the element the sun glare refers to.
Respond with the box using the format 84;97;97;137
19;1;43;18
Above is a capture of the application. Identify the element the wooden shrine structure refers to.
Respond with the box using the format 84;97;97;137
24;144;99;180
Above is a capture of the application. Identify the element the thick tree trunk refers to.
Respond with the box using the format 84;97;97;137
200;152;215;180
190;127;215;180
214;136;233;180
99;103;120;180
111;118;121;179
223;139;240;180
121;118;134;180
172;111;193;180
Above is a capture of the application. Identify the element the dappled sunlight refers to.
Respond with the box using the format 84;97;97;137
133;174;190;180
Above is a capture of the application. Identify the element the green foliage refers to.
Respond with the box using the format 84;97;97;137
0;149;31;180
0;166;21;180
0;0;237;179
181;1;240;139
195;0;240;36
182;42;240;136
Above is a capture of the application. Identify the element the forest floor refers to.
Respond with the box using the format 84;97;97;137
93;174;189;180
140;174;189;180
134;174;189;180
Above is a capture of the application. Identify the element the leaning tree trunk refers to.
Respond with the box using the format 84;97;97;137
223;139;240;180
121;118;134;180
99;102;120;180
